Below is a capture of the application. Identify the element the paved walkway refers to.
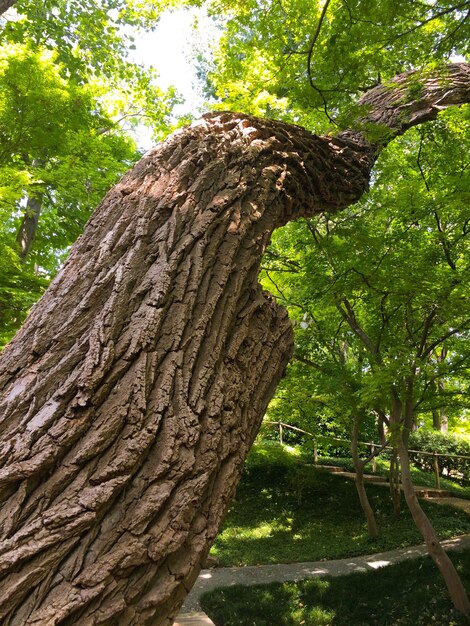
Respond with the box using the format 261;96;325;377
174;614;216;626
178;533;470;615
176;475;470;624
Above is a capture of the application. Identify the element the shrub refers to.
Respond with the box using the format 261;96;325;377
408;430;470;485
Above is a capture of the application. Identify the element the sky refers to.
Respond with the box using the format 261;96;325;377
128;7;216;149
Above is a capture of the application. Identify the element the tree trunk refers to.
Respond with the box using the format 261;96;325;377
389;449;401;516
0;0;16;16
438;380;448;433
16;193;43;262
0;64;469;624
398;440;470;615
351;415;378;538
0;113;372;625
393;391;470;616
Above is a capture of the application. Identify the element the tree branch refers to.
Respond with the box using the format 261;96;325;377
381;1;470;46
306;0;337;124
421;322;470;359
293;354;324;372
336;297;378;358
0;0;16;16
338;62;470;152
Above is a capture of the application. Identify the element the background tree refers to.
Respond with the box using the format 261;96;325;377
0;1;182;346
195;0;470;127
261;100;470;608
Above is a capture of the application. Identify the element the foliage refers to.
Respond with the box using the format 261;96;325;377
209;443;470;566
0;1;186;347
201;550;470;625
261;104;470;448
0;43;143;347
0;239;47;346
195;0;470;131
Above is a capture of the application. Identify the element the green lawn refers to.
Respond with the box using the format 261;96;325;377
201;549;470;625
209;442;470;566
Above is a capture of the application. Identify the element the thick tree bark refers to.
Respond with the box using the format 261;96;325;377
0;65;469;624
0;113;372;625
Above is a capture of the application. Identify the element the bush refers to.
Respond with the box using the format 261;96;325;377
409;430;470;485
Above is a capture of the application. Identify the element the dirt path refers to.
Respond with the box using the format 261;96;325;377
429;496;470;515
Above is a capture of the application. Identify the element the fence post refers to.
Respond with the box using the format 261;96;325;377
279;423;283;446
313;440;318;465
371;444;377;473
433;451;441;490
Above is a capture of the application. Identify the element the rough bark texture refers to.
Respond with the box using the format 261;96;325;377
338;63;470;152
0;64;469;624
0;113;372;625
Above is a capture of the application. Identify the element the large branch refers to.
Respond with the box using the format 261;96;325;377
338;62;470;151
0;64;469;625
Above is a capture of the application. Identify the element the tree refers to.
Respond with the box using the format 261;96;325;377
0;0;16;16
0;63;469;625
196;0;470;127
262;99;470;607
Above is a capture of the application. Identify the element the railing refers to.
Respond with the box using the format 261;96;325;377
263;420;470;489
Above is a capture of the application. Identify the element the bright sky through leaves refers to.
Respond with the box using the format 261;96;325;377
128;6;214;149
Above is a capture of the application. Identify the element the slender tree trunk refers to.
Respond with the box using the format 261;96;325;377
393;392;470;615
16;193;43;262
438;380;448;433
398;440;470;615
377;414;386;446
351;415;378;538
0;65;469;624
389;449;401;516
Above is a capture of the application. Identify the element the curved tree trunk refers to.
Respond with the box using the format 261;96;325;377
0;113;372;625
0;65;469;624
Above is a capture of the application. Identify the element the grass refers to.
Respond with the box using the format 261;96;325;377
209;442;470;566
201;548;470;625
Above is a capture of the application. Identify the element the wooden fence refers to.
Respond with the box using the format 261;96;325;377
263;420;470;489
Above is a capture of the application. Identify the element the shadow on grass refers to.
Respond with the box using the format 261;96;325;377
201;550;470;625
